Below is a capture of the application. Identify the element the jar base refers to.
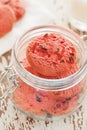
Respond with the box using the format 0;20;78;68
10;95;85;121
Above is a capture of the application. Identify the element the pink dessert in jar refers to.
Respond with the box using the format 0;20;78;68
13;33;83;116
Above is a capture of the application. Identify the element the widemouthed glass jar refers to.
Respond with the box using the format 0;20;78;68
0;25;87;120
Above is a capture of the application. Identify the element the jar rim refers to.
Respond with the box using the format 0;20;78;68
12;25;87;90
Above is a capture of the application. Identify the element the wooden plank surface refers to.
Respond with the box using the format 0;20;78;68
0;0;87;130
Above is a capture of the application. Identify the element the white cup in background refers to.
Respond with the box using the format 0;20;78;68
66;0;87;31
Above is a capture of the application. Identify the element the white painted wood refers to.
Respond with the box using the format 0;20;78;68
0;0;87;130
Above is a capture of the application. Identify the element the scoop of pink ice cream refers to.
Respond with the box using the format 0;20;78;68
26;33;77;77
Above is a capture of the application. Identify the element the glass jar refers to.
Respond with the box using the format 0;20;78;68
0;25;87;120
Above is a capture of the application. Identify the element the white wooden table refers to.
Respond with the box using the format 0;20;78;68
0;0;87;130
